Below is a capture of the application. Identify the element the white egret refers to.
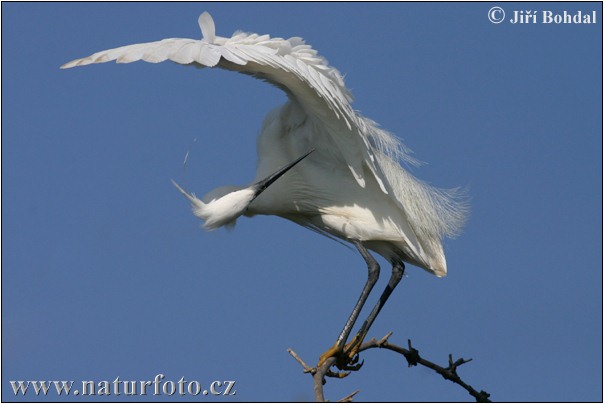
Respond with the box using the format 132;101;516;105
62;12;467;370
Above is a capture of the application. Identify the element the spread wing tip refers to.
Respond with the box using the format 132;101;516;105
198;11;216;43
60;60;78;69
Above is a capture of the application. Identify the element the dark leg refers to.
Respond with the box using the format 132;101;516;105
336;240;381;347
318;240;379;365
344;260;406;357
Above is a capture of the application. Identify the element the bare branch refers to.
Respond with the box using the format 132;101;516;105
313;357;336;401
358;334;491;402
289;333;491;402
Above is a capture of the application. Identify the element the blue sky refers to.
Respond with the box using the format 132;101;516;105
2;2;602;402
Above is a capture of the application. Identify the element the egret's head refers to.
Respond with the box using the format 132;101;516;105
173;149;314;230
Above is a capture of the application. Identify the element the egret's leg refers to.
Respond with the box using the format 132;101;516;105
344;260;405;357
318;240;380;366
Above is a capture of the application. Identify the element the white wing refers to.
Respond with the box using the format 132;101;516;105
62;12;468;270
62;12;393;194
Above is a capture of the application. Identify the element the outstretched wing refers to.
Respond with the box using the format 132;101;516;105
61;12;394;194
63;12;468;272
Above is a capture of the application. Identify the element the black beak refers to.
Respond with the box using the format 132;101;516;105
252;149;315;197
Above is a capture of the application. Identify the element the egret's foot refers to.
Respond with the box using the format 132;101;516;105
342;331;367;360
317;340;365;375
318;343;341;368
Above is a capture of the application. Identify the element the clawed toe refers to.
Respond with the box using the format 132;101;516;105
318;334;367;376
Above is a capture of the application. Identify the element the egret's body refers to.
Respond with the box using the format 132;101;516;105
248;100;444;272
63;12;467;369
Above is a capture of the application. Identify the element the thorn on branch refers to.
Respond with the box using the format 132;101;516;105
439;354;473;382
403;339;420;367
448;353;472;371
475;390;491;402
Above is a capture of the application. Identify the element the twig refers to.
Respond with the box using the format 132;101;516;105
289;333;491;402
338;390;360;402
287;348;315;374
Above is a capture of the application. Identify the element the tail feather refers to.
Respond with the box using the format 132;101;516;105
171;180;206;212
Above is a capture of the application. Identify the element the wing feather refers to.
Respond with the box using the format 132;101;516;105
61;12;468;261
61;13;467;268
61;12;386;192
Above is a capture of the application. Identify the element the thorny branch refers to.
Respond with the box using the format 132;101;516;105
288;332;491;402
